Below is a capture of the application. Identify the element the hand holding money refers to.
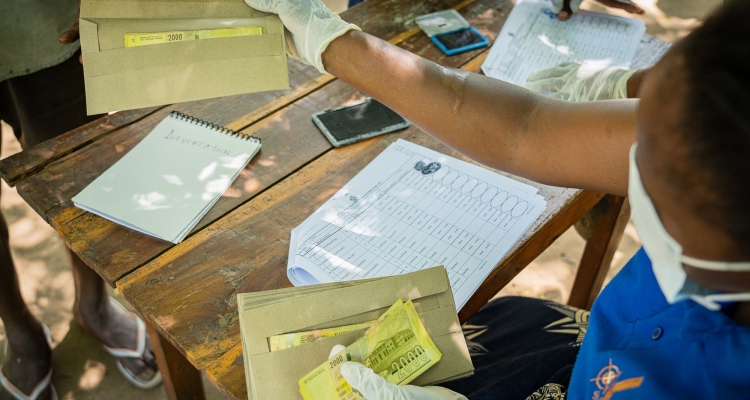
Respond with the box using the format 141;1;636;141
339;361;468;400
298;300;443;400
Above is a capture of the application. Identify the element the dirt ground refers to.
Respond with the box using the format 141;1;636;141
0;0;719;398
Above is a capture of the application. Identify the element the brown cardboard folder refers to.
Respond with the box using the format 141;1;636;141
238;266;474;400
80;0;290;115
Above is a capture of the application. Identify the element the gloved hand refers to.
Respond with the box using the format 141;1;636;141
327;345;468;400
244;0;360;74
524;62;638;102
550;0;644;21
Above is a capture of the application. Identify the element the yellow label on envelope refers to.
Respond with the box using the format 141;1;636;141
124;26;263;48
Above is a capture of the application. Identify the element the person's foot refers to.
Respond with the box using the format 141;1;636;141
0;322;53;400
74;300;158;384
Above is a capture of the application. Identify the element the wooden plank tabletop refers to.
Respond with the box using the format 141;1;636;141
117;123;601;369
3;0;497;286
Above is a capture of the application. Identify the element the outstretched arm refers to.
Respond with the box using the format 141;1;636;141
246;0;638;196
323;31;636;196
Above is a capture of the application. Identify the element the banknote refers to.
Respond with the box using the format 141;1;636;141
124;26;263;48
268;321;376;352
299;300;442;400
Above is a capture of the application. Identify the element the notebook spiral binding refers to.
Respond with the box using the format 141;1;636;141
169;111;260;144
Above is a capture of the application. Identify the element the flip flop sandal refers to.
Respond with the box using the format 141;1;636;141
102;299;162;390
0;324;57;400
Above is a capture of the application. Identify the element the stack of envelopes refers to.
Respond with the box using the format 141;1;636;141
238;266;474;400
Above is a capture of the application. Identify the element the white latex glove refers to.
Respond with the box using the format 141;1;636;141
550;0;583;16
550;0;643;20
244;0;360;74
524;62;638;102
327;345;468;400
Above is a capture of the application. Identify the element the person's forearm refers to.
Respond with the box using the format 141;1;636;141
323;31;543;173
323;30;637;195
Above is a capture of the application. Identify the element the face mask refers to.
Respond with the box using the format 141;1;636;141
628;144;750;311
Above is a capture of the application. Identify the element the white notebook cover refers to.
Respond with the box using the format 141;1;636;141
73;112;261;243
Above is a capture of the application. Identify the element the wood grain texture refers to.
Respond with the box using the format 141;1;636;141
0;107;161;187
146;320;206;400
205;345;245;400
27;0;512;286
568;195;630;310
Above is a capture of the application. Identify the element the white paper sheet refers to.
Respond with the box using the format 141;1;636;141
287;140;547;310
481;0;646;85
415;9;470;37
73;113;261;243
631;34;671;70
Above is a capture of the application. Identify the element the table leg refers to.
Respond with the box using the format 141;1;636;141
145;320;206;400
568;195;630;310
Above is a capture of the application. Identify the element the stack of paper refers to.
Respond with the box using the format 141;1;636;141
238;266;474;400
287;139;547;310
73;112;261;243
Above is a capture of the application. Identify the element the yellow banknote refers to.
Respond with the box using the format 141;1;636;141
268;321;376;352
299;300;442;400
124;26;263;48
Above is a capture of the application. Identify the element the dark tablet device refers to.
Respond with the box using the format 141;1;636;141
432;26;489;56
312;98;410;147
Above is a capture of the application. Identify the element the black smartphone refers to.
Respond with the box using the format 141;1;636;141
312;98;410;147
432;27;489;55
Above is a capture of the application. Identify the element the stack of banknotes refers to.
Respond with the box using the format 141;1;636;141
237;266;474;400
298;300;442;399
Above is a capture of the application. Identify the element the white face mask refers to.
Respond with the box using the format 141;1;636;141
628;144;750;311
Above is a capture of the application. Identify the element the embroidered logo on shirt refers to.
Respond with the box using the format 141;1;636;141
590;359;644;400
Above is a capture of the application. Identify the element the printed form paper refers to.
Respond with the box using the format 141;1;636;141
481;0;646;85
631;34;671;70
287;140;547;310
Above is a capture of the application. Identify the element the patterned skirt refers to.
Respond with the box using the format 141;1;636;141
440;296;590;400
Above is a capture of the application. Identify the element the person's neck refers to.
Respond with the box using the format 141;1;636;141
729;302;750;326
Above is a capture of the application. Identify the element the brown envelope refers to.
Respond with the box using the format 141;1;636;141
80;0;289;115
237;266;474;400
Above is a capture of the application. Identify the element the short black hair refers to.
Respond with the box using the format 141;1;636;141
674;0;750;257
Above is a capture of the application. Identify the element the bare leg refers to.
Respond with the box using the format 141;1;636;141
0;211;53;400
69;252;158;382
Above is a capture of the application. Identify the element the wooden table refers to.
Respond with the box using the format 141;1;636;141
0;0;630;398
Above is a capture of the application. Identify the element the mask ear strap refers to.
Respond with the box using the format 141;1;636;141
692;293;750;311
705;293;750;301
682;255;750;271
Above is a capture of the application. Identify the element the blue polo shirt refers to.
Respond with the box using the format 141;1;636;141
568;248;750;399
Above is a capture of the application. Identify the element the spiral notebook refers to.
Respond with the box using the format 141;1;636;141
72;111;261;243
